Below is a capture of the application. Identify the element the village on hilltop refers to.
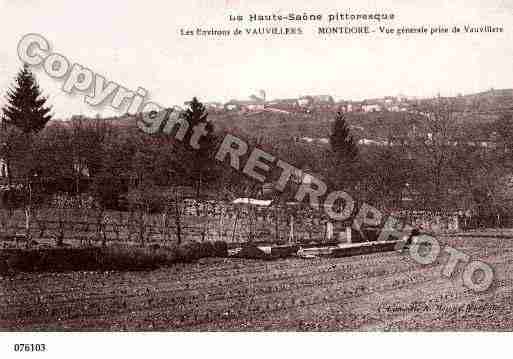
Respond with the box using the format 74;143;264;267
199;88;513;115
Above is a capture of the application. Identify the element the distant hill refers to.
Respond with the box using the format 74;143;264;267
465;88;513;98
459;88;513;113
45;88;513;145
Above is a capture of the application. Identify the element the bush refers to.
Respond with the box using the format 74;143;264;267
0;185;26;209
124;186;171;213
175;241;227;262
212;241;228;257
98;245;168;270
0;241;228;274
91;173;128;210
0;247;104;272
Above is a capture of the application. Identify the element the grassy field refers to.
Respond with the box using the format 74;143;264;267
1;231;513;331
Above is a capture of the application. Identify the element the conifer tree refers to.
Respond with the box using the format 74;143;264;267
2;64;52;134
330;112;358;162
1;65;51;228
182;97;216;198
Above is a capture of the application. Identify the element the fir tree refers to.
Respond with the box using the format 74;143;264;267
330;112;358;162
182;97;216;198
182;97;213;143
2;64;52;134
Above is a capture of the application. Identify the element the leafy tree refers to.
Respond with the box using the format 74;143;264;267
2;64;51;134
69;116;111;192
409;98;458;210
494;113;513;157
360;146;410;208
91;172;127;210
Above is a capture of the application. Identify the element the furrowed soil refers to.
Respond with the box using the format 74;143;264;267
2;232;513;331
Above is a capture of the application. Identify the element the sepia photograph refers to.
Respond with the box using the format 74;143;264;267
0;0;512;357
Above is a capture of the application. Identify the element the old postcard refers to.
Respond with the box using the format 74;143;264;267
0;0;512;357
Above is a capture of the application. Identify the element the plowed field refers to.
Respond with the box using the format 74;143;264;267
2;233;513;331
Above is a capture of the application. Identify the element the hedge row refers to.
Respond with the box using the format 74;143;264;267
0;241;228;273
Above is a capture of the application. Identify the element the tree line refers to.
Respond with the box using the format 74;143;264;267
2;65;513;225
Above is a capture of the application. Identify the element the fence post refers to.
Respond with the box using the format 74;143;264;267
218;214;224;242
326;221;333;241
289;214;294;244
275;208;280;242
231;209;239;243
24;207;31;239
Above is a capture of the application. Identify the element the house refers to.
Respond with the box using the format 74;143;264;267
358;138;389;146
350;102;363;112
224;99;265;112
383;97;395;106
276;98;300;106
266;98;300;111
244;102;265;111
362;103;383;112
338;101;364;113
298;96;312;107
299;137;330;145
225;102;239;111
340;103;353;113
311;95;334;105
264;107;291;114
204;102;224;110
0;158;8;179
396;94;408;102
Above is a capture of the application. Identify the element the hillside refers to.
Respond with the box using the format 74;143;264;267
46;88;513;144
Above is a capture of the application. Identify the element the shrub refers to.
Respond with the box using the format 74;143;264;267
0;240;228;274
91;173;127;210
0;247;103;273
124;186;170;213
0;185;26;209
212;241;228;257
177;242;208;262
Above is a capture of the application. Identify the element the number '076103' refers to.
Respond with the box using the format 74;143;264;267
13;344;46;352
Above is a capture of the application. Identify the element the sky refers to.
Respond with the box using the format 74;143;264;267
0;0;512;118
